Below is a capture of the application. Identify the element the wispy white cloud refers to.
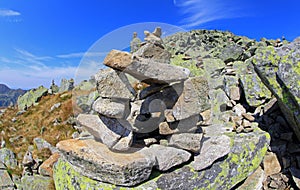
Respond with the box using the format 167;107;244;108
174;0;246;28
0;48;106;89
0;9;21;17
57;52;108;59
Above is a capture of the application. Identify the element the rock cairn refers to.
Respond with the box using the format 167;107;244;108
65;28;212;186
55;28;270;189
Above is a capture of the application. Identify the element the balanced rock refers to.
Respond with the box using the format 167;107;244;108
104;50;190;84
92;97;130;119
94;68;136;100
158;115;199;135
56;139;156;186
134;43;171;64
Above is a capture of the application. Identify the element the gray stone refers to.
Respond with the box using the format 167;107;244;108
56;139;156;186
94;68;136;100
0;148;17;169
130;32;141;53
33;137;58;154
125;57;190;84
92;97;130;119
141;144;191;171
0;170;14;189
59;78;74;93
168;133;203;153
191;135;231;171
251;44;300;140
172;77;210;120
234;61;272;107
134;42;171;64
49;102;61;112
54;95;270;190
218;44;244;63
77;114;132;151
17;175;52;190
159;115;199;135
17;85;48;110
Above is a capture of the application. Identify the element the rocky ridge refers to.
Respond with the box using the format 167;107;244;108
0;29;299;190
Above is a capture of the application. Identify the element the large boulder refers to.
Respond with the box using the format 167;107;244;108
17;85;48;110
55;139;156;187
54;128;270;190
252;43;300;141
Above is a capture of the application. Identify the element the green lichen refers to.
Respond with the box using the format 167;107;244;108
170;54;205;77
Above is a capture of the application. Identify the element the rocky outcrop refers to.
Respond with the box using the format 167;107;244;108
17;85;48;110
251;40;300;141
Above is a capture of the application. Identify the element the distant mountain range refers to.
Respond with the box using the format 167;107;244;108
0;84;27;107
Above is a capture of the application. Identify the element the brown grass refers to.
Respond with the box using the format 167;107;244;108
0;91;76;168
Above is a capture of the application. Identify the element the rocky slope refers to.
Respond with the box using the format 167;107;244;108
0;29;299;190
0;84;26;107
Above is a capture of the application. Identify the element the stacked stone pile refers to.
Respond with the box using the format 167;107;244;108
54;28;270;189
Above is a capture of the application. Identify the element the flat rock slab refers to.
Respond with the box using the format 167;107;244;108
191;135;231;171
141;144;191;171
92;97;130;119
94;68;136;100
104;50;190;84
53;128;270;190
168;133;203;153
56;139;156;186
77;114;132;151
173;77;210;120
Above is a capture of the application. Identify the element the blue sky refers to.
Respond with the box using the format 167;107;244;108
0;0;299;89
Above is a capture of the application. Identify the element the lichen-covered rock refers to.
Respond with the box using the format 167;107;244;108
56;139;156;187
218;44;244;63
17;175;52;190
53;128;270;190
0;148;17;169
234;61;272;107
252;44;300;141
17;85;48;110
0;170;15;189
